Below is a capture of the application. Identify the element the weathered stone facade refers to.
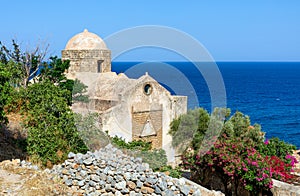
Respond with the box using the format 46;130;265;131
62;49;111;74
132;108;163;149
62;29;111;79
62;29;187;163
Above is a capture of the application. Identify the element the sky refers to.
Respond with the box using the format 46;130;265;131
1;0;300;62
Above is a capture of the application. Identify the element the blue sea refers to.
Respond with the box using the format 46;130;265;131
112;62;300;148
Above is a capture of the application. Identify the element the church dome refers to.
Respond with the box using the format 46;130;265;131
65;29;107;50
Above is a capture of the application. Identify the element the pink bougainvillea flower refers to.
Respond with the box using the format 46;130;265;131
264;139;269;145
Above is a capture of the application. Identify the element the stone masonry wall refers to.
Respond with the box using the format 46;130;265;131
50;144;225;196
132;110;163;149
94;99;118;111
271;179;300;196
62;49;111;73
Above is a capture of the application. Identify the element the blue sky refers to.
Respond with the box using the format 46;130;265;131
1;0;300;61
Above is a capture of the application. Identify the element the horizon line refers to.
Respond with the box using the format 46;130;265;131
112;60;300;63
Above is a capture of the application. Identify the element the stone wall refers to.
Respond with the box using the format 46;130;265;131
171;95;188;119
50;144;225;196
62;49;111;74
190;166;300;196
125;78;187;162
132;109;163;149
94;99;118;111
271;179;300;196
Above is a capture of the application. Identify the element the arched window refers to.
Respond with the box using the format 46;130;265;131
144;84;153;95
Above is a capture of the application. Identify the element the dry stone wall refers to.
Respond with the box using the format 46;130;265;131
50;144;225;196
271;179;300;196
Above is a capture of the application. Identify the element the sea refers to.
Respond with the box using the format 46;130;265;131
112;62;300;148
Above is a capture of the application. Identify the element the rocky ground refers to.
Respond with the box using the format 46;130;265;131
0;144;224;196
0;159;80;196
0;114;27;162
0;147;299;196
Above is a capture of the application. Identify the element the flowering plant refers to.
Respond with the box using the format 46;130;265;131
178;110;298;195
182;136;297;194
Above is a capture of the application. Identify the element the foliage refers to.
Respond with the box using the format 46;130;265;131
257;137;296;163
0;63;12;124
74;113;109;151
109;135;168;171
135;149;168;171
39;56;70;83
171;108;298;195
72;79;89;103
39;56;88;105
111;136;152;151
0;40;48;87
1;39;90;167
184;135;294;194
222;111;264;144
157;165;183;178
22;80;88;166
169;108;210;153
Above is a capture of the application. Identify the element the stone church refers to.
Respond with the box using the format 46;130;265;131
62;29;187;162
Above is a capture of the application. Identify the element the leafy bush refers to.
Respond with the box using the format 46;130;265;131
257;137;296;163
0;63;11;124
111;136;152;151
23;80;88;166
169;108;210;153
74;113;109;151
184;135;294;194
1;41;90;166
171;108;298;195
109;135;168;172
157;165;183;178
39;56;89;105
135;149;168;170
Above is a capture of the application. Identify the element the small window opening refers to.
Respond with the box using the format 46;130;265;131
97;60;103;73
144;84;152;95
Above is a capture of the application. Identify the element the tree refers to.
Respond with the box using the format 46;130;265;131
0;63;11;124
169;108;229;153
1;39;90;166
169;108;210;153
74;113;109;151
39;56;89;105
72;79;89;103
39;56;70;83
24;80;88;166
173;108;297;195
0;40;48;87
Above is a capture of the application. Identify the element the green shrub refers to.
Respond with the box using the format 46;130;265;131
111;135;152;151
0;63;12;124
24;81;88;166
257;137;296;162
74;113;110;151
135;149;168;170
157;165;183;178
172;107;298;195
109;135;168;171
169;108;210;153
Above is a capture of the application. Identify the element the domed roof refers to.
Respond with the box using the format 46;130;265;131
65;29;107;50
